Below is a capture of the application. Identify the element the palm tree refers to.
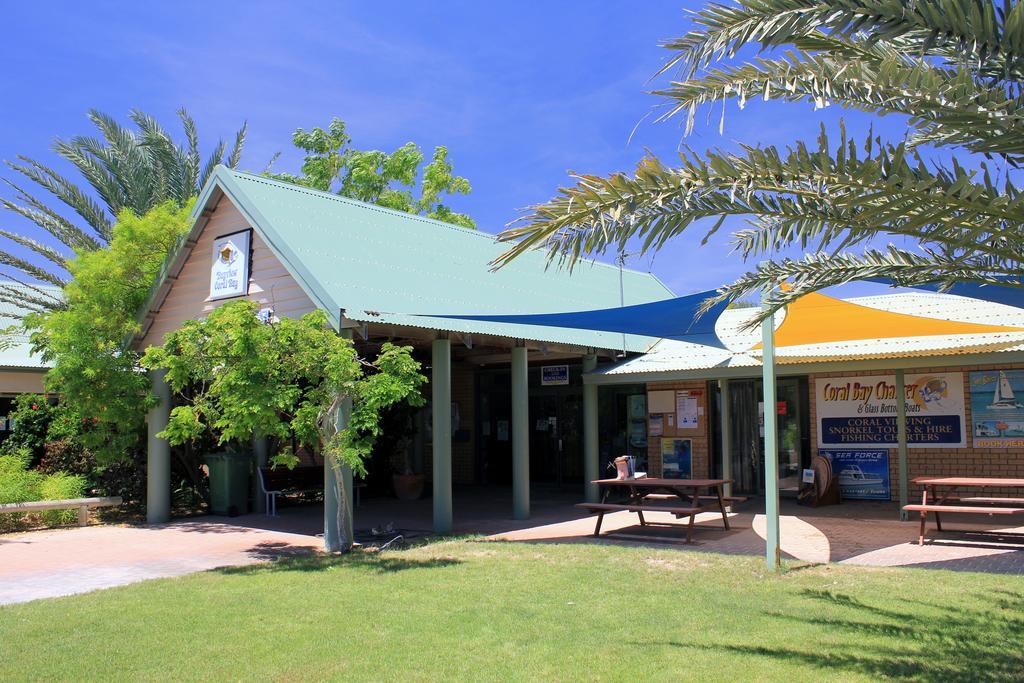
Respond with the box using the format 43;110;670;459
1;109;246;314
495;0;1024;315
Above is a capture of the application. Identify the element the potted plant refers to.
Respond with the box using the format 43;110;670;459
391;437;423;500
380;404;423;500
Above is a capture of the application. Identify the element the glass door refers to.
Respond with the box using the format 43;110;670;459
774;380;804;495
725;377;808;495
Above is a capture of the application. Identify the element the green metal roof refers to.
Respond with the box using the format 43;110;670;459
0;285;61;370
188;167;673;351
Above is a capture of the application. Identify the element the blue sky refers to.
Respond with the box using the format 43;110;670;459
0;1;910;298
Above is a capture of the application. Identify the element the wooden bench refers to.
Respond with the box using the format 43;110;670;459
903;503;1024;545
258;466;323;516
642;493;748;506
257;466;365;516
576;502;710;542
0;496;122;527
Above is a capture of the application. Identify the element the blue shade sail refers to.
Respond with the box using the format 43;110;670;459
868;278;1024;309
425;289;729;348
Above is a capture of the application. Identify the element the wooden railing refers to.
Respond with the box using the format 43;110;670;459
0;496;122;527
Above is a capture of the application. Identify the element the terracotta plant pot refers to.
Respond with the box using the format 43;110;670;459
392;473;425;501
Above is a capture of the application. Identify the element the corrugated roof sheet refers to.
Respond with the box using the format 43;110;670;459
0;284;61;369
600;292;1024;376
212;169;673;351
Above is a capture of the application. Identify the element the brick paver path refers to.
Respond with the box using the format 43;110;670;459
0;520;320;605
492;507;1024;574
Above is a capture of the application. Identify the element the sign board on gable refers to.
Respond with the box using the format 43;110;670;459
540;365;569;386
815;372;965;448
209;229;252;300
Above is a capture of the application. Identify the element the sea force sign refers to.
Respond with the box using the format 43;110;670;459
816;373;965;448
209;230;252;300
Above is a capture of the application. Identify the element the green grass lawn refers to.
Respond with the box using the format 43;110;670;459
1;540;1021;682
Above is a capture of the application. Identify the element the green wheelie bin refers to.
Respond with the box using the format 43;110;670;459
207;452;251;516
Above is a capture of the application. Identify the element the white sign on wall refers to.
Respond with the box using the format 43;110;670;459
675;390;699;429
816;372;965;448
209;230;252;300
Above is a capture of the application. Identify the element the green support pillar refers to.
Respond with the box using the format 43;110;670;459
325;329;354;552
719;379;733;499
146;369;171;525
582;352;599;503
896;369;909;521
761;283;781;572
511;345;530;520
432;337;453;534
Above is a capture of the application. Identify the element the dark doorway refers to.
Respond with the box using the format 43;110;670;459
475;364;586;489
719;377;810;495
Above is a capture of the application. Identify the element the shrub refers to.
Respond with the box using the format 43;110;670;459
95;452;146;507
38;439;97;479
38;472;87;525
0;452;88;530
0;447;32;475
0;395;54;466
0;455;44;532
0;463;44;504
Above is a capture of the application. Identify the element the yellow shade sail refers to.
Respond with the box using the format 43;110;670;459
753;291;1024;349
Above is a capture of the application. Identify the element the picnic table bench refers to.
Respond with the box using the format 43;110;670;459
903;477;1024;545
257;466;365;516
0;496;122;526
577;478;744;543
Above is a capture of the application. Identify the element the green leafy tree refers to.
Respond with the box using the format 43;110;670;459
266;118;475;228
141;300;427;551
1;109;246;314
495;0;1024;314
27;201;194;462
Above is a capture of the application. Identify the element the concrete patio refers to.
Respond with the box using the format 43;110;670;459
2;488;1022;606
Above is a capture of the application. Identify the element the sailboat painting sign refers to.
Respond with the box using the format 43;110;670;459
969;370;1024;447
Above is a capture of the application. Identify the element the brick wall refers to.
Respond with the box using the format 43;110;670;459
810;362;1024;499
645;380;713;478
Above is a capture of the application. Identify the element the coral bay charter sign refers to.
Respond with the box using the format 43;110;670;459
209;230;252;300
816;373;965;448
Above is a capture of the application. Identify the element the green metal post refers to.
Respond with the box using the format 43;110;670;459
146;369;171;525
324;329;354;552
511;344;530;519
719;379;733;499
896;368;909;521
761;284;781;571
582;352;600;503
432;337;453;533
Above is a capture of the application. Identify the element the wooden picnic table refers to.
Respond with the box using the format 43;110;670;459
903;476;1024;545
576;478;742;543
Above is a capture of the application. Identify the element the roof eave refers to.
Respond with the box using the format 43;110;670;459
585;349;1024;385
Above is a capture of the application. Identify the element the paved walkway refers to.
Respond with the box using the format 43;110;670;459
0;520;319;605
3;494;1023;606
491;505;1024;573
